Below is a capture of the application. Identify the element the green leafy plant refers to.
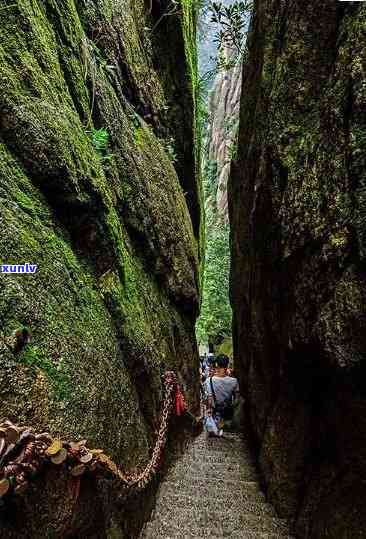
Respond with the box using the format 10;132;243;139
210;1;252;53
130;112;141;130
199;0;252;82
90;127;113;161
135;127;144;147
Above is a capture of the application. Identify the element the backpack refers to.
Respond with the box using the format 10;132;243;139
209;377;234;420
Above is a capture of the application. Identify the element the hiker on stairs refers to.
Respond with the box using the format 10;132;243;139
206;354;239;437
200;353;217;418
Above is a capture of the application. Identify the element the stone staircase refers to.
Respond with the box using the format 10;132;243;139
140;432;293;538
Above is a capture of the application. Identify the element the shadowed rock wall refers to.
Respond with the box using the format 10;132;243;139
0;0;200;536
229;1;366;537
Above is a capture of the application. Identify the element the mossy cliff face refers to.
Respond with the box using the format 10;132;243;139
0;0;200;535
229;1;366;537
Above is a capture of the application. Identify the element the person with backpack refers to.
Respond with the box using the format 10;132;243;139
205;354;239;437
200;354;215;418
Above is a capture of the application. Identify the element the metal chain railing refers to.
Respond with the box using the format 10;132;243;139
123;371;177;489
0;371;187;499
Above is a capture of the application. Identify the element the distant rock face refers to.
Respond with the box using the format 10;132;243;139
206;48;242;219
195;47;240;347
230;1;366;537
0;0;200;536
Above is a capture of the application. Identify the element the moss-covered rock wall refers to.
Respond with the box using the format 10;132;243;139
229;1;366;537
0;0;200;535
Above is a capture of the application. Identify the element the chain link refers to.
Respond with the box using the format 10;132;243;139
125;372;176;489
0;371;182;498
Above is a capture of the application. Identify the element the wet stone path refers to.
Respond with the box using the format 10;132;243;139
140;432;293;538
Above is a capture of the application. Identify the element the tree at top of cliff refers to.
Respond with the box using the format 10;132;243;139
210;1;251;53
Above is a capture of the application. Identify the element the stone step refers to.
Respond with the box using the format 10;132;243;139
139;431;290;539
191;435;246;445
179;460;254;471
189;443;248;453
166;463;258;482
142;512;289;537
148;507;288;528
181;451;254;464
165;471;258;484
161;477;264;496
185;454;252;465
191;437;247;449
190;448;251;458
191;444;248;452
169;460;255;472
154;493;277;517
160;476;261;493
142;530;293;539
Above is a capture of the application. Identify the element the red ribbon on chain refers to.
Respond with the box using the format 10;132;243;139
175;384;187;416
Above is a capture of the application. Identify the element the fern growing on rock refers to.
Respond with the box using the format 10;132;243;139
90;127;113;161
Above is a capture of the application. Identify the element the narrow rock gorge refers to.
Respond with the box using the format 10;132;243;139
0;0;201;535
1;0;366;537
230;1;366;537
